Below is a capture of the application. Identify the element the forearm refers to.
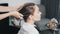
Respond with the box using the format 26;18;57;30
0;4;24;12
0;13;11;20
0;6;16;12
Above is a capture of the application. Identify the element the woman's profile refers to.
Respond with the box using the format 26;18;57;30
17;3;42;34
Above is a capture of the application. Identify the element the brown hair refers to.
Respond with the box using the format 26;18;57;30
18;3;36;22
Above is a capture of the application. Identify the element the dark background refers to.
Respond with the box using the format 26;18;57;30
0;3;19;34
0;3;8;34
41;0;60;22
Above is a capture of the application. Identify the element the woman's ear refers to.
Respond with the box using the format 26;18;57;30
29;15;33;19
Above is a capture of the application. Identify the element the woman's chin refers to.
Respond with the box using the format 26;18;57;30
36;19;41;21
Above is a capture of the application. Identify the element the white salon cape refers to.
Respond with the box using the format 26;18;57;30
17;23;39;34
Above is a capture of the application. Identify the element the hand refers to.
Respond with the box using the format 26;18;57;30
16;4;24;11
9;10;23;19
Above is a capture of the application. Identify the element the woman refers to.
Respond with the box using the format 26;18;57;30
17;3;42;34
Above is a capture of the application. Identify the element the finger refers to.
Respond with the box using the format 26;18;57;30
19;17;23;19
20;14;23;17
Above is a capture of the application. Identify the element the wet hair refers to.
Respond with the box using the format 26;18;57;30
18;3;36;22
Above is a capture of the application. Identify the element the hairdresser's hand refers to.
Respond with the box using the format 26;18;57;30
9;10;23;19
16;4;24;11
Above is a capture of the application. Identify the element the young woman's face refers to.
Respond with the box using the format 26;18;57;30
32;5;42;21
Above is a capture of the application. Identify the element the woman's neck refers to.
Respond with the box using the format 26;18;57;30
26;19;35;25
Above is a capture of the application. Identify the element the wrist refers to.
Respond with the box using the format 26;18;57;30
8;12;13;16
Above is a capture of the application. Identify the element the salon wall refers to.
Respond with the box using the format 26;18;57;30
0;0;41;7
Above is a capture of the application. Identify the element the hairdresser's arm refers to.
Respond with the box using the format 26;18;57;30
0;12;11;20
0;11;23;20
0;6;16;12
0;4;24;12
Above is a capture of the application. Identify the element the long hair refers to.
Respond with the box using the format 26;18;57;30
18;3;36;22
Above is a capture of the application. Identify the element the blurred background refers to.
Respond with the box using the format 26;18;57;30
0;0;60;34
